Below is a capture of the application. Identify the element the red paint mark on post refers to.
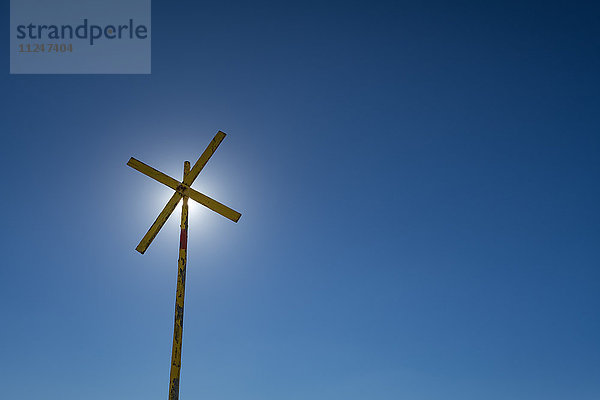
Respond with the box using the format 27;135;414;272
180;229;187;249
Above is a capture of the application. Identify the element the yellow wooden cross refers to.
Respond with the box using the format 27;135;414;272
127;130;241;400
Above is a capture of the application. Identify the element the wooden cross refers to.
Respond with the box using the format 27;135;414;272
126;131;241;400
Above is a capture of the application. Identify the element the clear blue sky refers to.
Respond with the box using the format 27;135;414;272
1;1;599;399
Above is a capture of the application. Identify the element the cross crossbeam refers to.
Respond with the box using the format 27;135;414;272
127;130;241;254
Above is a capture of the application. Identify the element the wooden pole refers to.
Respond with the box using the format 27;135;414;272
169;161;190;400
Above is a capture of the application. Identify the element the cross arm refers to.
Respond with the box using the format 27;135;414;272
127;157;241;223
127;157;182;192
135;192;182;254
184;131;226;186
183;186;241;223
